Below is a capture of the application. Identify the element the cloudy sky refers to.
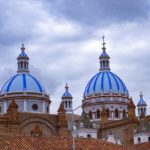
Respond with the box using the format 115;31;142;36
0;0;150;114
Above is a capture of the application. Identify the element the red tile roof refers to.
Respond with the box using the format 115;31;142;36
0;135;129;150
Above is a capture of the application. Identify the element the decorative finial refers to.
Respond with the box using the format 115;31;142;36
21;43;25;52
140;91;143;99
102;35;106;52
65;83;69;91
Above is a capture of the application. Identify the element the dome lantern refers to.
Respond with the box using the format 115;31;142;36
62;83;73;112
99;36;110;71
17;44;29;74
137;92;147;117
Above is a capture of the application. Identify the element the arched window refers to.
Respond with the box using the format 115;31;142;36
115;109;119;118
69;101;71;108
0;106;2;113
138;137;141;143
96;110;100;119
65;101;67;108
103;61;105;67
138;108;140;115
21;62;23;68
123;110;126;118
106;109;109;118
100;61;102;68
47;106;49;113
89;111;92;120
148;137;150;141
24;62;26;69
106;61;108;67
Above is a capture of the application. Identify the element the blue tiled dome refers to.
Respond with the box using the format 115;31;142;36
62;83;72;98
84;71;128;96
62;91;72;97
1;73;46;94
100;51;109;57
137;93;147;106
18;51;28;58
137;99;147;106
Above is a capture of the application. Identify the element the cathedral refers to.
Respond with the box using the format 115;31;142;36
0;44;70;137
0;37;149;147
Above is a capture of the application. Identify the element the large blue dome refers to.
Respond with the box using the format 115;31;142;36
84;71;128;97
0;73;46;94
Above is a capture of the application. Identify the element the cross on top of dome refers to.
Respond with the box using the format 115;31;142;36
102;36;106;53
21;44;25;52
65;83;69;91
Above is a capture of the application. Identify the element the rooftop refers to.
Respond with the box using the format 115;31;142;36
0;135;128;150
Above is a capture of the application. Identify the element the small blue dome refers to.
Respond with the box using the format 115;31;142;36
18;51;28;58
137;93;147;106
62;91;72;97
62;83;72;98
1;73;46;94
100;51;109;58
84;71;128;96
137;99;147;106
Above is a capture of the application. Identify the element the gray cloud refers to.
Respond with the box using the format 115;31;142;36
42;0;150;26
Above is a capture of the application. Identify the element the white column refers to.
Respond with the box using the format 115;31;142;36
112;111;114;118
111;112;113;118
120;112;122;119
92;112;95;120
4;101;7;113
24;100;27;112
42;102;46;113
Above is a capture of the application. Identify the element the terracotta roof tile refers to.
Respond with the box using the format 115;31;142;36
0;135;133;150
57;102;65;113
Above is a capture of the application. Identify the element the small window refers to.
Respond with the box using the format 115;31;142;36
106;109;109;118
115;109;119;118
89;111;92;120
87;134;91;138
65;101;67;108
32;104;38;111
0;106;2;113
96;110;100;119
47;106;49;113
69;101;71;108
138;137;141;143
21;62;23;68
123;110;126;118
